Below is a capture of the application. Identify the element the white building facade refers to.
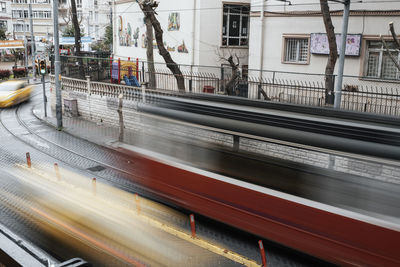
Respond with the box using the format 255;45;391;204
113;0;251;72
248;0;400;81
59;0;111;44
10;0;53;43
0;0;12;37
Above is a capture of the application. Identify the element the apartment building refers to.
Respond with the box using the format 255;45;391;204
59;0;111;43
11;0;53;45
0;1;12;38
249;0;400;82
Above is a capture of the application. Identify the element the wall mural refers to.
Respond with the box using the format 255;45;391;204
177;40;188;53
167;46;176;52
168;13;180;31
141;32;147;48
118;12;189;55
133;27;139;47
119;16;135;47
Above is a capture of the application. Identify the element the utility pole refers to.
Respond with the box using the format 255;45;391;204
109;5;113;53
333;0;350;109
19;9;29;83
53;0;62;129
28;1;36;81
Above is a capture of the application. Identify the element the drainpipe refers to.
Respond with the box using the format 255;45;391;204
191;0;197;70
257;0;266;98
112;0;116;57
258;0;265;74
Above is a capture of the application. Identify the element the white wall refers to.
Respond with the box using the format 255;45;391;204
115;0;196;66
249;0;400;77
115;0;250;70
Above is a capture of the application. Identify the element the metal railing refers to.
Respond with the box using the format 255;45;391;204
54;56;400;117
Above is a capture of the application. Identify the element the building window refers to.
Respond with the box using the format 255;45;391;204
283;37;309;64
13;23;29;32
365;40;399;80
32;10;52;18
1;2;6;13
222;4;249;47
31;0;51;3
0;20;7;29
12;0;28;4
12;10;28;18
77;0;82;8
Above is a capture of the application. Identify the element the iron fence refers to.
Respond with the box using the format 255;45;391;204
55;56;400;117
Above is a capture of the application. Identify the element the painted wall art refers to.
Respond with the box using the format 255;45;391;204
133;27;140;47
310;33;362;56
168;13;180;31
118;16;133;46
167;46;176;52
177;40;188;53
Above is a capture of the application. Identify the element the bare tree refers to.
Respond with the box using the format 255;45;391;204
137;0;185;92
145;17;156;88
70;0;84;77
70;0;81;56
221;55;240;96
380;22;400;71
320;0;338;104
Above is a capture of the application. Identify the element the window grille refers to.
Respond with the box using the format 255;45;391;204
365;41;400;80
222;4;249;47
284;38;309;63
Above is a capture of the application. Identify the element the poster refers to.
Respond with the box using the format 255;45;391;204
168;13;180;31
310;33;362;56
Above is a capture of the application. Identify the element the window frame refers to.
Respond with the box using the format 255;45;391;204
0;2;6;13
221;3;250;48
281;34;310;65
363;38;400;81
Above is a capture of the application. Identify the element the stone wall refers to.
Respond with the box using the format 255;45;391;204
50;76;400;185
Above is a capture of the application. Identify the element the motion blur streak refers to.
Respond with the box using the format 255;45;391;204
4;162;255;266
31;207;146;267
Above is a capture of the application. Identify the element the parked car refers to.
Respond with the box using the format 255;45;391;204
0;81;32;108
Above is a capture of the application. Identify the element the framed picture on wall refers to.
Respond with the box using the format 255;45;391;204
310;33;362;56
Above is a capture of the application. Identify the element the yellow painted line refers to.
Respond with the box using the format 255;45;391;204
16;164;261;267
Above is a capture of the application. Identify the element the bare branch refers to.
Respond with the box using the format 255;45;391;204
380;34;400;71
389;22;400;49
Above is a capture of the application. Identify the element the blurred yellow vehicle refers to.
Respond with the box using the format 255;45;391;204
0;81;32;108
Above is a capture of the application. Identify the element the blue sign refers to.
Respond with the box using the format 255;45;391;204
60;36;93;45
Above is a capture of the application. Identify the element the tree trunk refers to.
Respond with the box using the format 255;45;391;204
145;17;156;89
141;3;185;92
384;23;400;72
70;0;84;78
225;56;239;96
320;0;338;105
389;22;400;49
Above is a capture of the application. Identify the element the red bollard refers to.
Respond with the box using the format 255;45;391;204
54;163;61;181
190;214;196;238
258;240;267;267
109;56;113;83
136;58;139;80
92;178;96;195
26;152;31;168
134;194;141;214
118;58;121;84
